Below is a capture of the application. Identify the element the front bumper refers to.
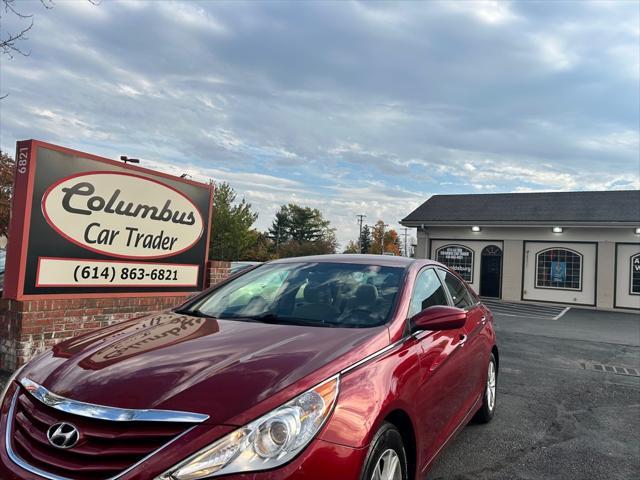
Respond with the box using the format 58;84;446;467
0;380;367;480
1;436;366;480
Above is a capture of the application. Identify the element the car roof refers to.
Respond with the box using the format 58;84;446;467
268;254;424;268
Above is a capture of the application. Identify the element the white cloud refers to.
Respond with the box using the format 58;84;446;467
534;35;575;71
446;0;519;25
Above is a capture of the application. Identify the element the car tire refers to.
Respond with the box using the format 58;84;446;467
474;352;497;424
361;421;408;480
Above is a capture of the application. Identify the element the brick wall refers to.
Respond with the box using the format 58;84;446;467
0;260;230;371
208;260;231;286
0;296;188;371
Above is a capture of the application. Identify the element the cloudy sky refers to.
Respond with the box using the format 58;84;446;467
1;0;638;246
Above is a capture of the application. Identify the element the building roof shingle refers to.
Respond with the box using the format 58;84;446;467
401;190;640;226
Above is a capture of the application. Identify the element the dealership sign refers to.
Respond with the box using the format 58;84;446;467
3;140;213;299
42;172;204;258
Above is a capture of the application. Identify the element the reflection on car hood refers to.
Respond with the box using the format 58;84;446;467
21;311;388;423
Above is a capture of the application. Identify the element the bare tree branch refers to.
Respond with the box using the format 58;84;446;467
0;19;34;58
0;0;98;99
1;0;35;57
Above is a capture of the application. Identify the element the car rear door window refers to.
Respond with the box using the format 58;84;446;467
438;270;475;310
408;268;449;317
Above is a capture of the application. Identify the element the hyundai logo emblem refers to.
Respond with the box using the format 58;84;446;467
46;422;79;449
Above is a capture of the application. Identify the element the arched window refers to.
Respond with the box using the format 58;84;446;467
631;254;640;295
535;247;582;290
436;244;474;282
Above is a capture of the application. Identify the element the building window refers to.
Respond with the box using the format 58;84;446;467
535;248;582;290
631;254;640;295
436;244;474;282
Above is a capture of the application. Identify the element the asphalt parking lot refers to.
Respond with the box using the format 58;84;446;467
0;304;638;480
429;305;640;480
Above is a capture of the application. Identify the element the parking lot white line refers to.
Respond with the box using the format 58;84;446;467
553;307;571;320
491;311;558;320
485;302;564;312
487;304;563;315
482;300;566;320
481;299;564;312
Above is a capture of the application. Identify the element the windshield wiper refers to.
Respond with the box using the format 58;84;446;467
174;308;217;319
225;313;334;328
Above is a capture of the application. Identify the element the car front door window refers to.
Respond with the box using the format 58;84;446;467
408;268;449;318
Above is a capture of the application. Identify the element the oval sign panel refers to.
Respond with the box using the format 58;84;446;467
42;172;204;259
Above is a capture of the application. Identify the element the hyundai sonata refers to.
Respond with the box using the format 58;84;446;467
0;255;498;480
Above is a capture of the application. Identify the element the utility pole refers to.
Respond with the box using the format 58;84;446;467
356;214;366;253
401;228;409;257
380;223;389;255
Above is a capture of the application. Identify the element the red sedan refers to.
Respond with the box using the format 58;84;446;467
0;255;498;480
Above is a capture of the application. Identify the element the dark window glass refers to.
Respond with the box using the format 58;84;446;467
631;254;640;295
188;262;405;328
535;248;582;290
438;269;474;309
436;245;473;282
408;269;449;317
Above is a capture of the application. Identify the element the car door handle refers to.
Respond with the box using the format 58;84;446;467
458;334;467;347
480;316;487;325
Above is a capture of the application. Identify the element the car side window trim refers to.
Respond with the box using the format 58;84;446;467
437;267;476;312
435;267;456;308
406;266;451;320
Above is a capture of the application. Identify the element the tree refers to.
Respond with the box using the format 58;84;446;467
268;208;290;251
383;229;402;256
359;224;372;253
268;204;337;258
209;182;259;261
343;240;359;254
369;220;401;255
277;238;336;258
0;151;15;238
269;204;332;243
369;221;386;255
243;231;273;262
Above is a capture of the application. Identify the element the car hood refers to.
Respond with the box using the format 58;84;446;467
21;311;389;424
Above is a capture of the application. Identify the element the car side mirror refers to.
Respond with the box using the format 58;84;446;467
410;305;467;333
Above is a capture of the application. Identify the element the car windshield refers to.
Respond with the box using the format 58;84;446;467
184;261;405;328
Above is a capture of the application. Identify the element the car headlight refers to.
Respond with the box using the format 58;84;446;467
157;375;340;480
0;364;26;405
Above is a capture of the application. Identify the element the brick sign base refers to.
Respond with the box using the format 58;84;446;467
0;261;230;371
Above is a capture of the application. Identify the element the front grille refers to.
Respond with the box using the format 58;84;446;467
10;386;192;480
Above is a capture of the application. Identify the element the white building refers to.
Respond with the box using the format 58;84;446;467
401;190;640;311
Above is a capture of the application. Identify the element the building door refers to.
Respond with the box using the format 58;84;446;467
480;245;502;298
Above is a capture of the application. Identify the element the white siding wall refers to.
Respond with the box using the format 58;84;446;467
413;226;639;310
522;241;597;306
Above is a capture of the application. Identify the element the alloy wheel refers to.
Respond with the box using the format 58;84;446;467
371;448;402;480
487;360;496;412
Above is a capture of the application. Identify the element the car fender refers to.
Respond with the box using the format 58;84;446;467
319;338;422;449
